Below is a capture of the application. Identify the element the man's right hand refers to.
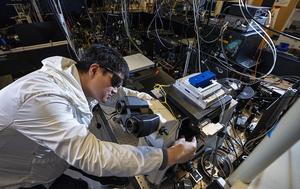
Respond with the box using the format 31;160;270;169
167;137;197;166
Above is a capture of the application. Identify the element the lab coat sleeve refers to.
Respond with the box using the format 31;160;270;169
121;87;154;100
13;94;164;177
99;87;154;107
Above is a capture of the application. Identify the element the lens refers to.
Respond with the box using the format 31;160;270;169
103;66;123;88
116;100;126;114
112;74;123;88
126;118;138;134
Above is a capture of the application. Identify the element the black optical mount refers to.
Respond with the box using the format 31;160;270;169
116;96;160;137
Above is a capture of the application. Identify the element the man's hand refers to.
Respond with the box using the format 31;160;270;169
167;137;197;166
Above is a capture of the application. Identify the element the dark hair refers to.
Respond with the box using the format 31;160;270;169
76;44;129;82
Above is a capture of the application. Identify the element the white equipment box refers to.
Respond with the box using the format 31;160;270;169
173;72;226;109
123;53;155;73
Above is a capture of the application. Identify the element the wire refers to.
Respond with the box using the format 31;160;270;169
201;148;233;179
229;120;244;148
149;0;175;50
48;0;79;60
216;90;226;123
199;22;228;44
225;136;239;159
243;98;288;154
192;0;202;72
207;0;214;25
239;0;277;79
242;0;300;41
108;113;118;120
102;110;117;116
121;0;143;53
153;83;176;117
154;7;173;50
243;98;292;154
205;0;277;84
210;136;221;181
220;25;229;61
199;50;266;85
228;133;244;151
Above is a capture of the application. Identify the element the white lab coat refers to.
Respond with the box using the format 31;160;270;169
0;56;164;189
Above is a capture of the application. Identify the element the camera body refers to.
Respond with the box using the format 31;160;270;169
116;96;179;185
116;96;160;137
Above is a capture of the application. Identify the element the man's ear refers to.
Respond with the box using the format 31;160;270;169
88;63;100;78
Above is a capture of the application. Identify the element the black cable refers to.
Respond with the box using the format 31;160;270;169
102;110;117;116
244;113;282;154
210;131;224;182
224;138;234;151
226;135;239;159
206;0;214;25
210;138;219;182
108;113;118;120
200;5;231;36
229;120;245;149
253;93;300;100
198;49;284;86
242;0;300;41
193;48;253;78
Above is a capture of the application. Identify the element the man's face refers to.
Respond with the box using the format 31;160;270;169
87;64;123;102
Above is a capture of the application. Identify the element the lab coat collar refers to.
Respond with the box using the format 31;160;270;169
41;56;93;125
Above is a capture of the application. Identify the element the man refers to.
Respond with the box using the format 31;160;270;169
0;44;196;188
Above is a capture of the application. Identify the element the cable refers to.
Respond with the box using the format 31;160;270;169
102;110;117;116
228;132;244;152
242;0;300;41
207;0;214;25
199;50;265;85
200;148;233;179
243;96;290;154
199;22;228;44
153;83;176;118
192;0;202;72
48;0;79;60
208;0;277;84
225;135;239;159
121;0;143;53
229;121;244;149
243;101;290;154
210;135;221;181
108;113;118;120
196;44;265;86
154;7;173;49
220;25;229;61
146;1;174;50
215;88;226;123
239;0;277;78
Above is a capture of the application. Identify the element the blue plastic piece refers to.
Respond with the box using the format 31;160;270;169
188;71;216;88
276;42;289;52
